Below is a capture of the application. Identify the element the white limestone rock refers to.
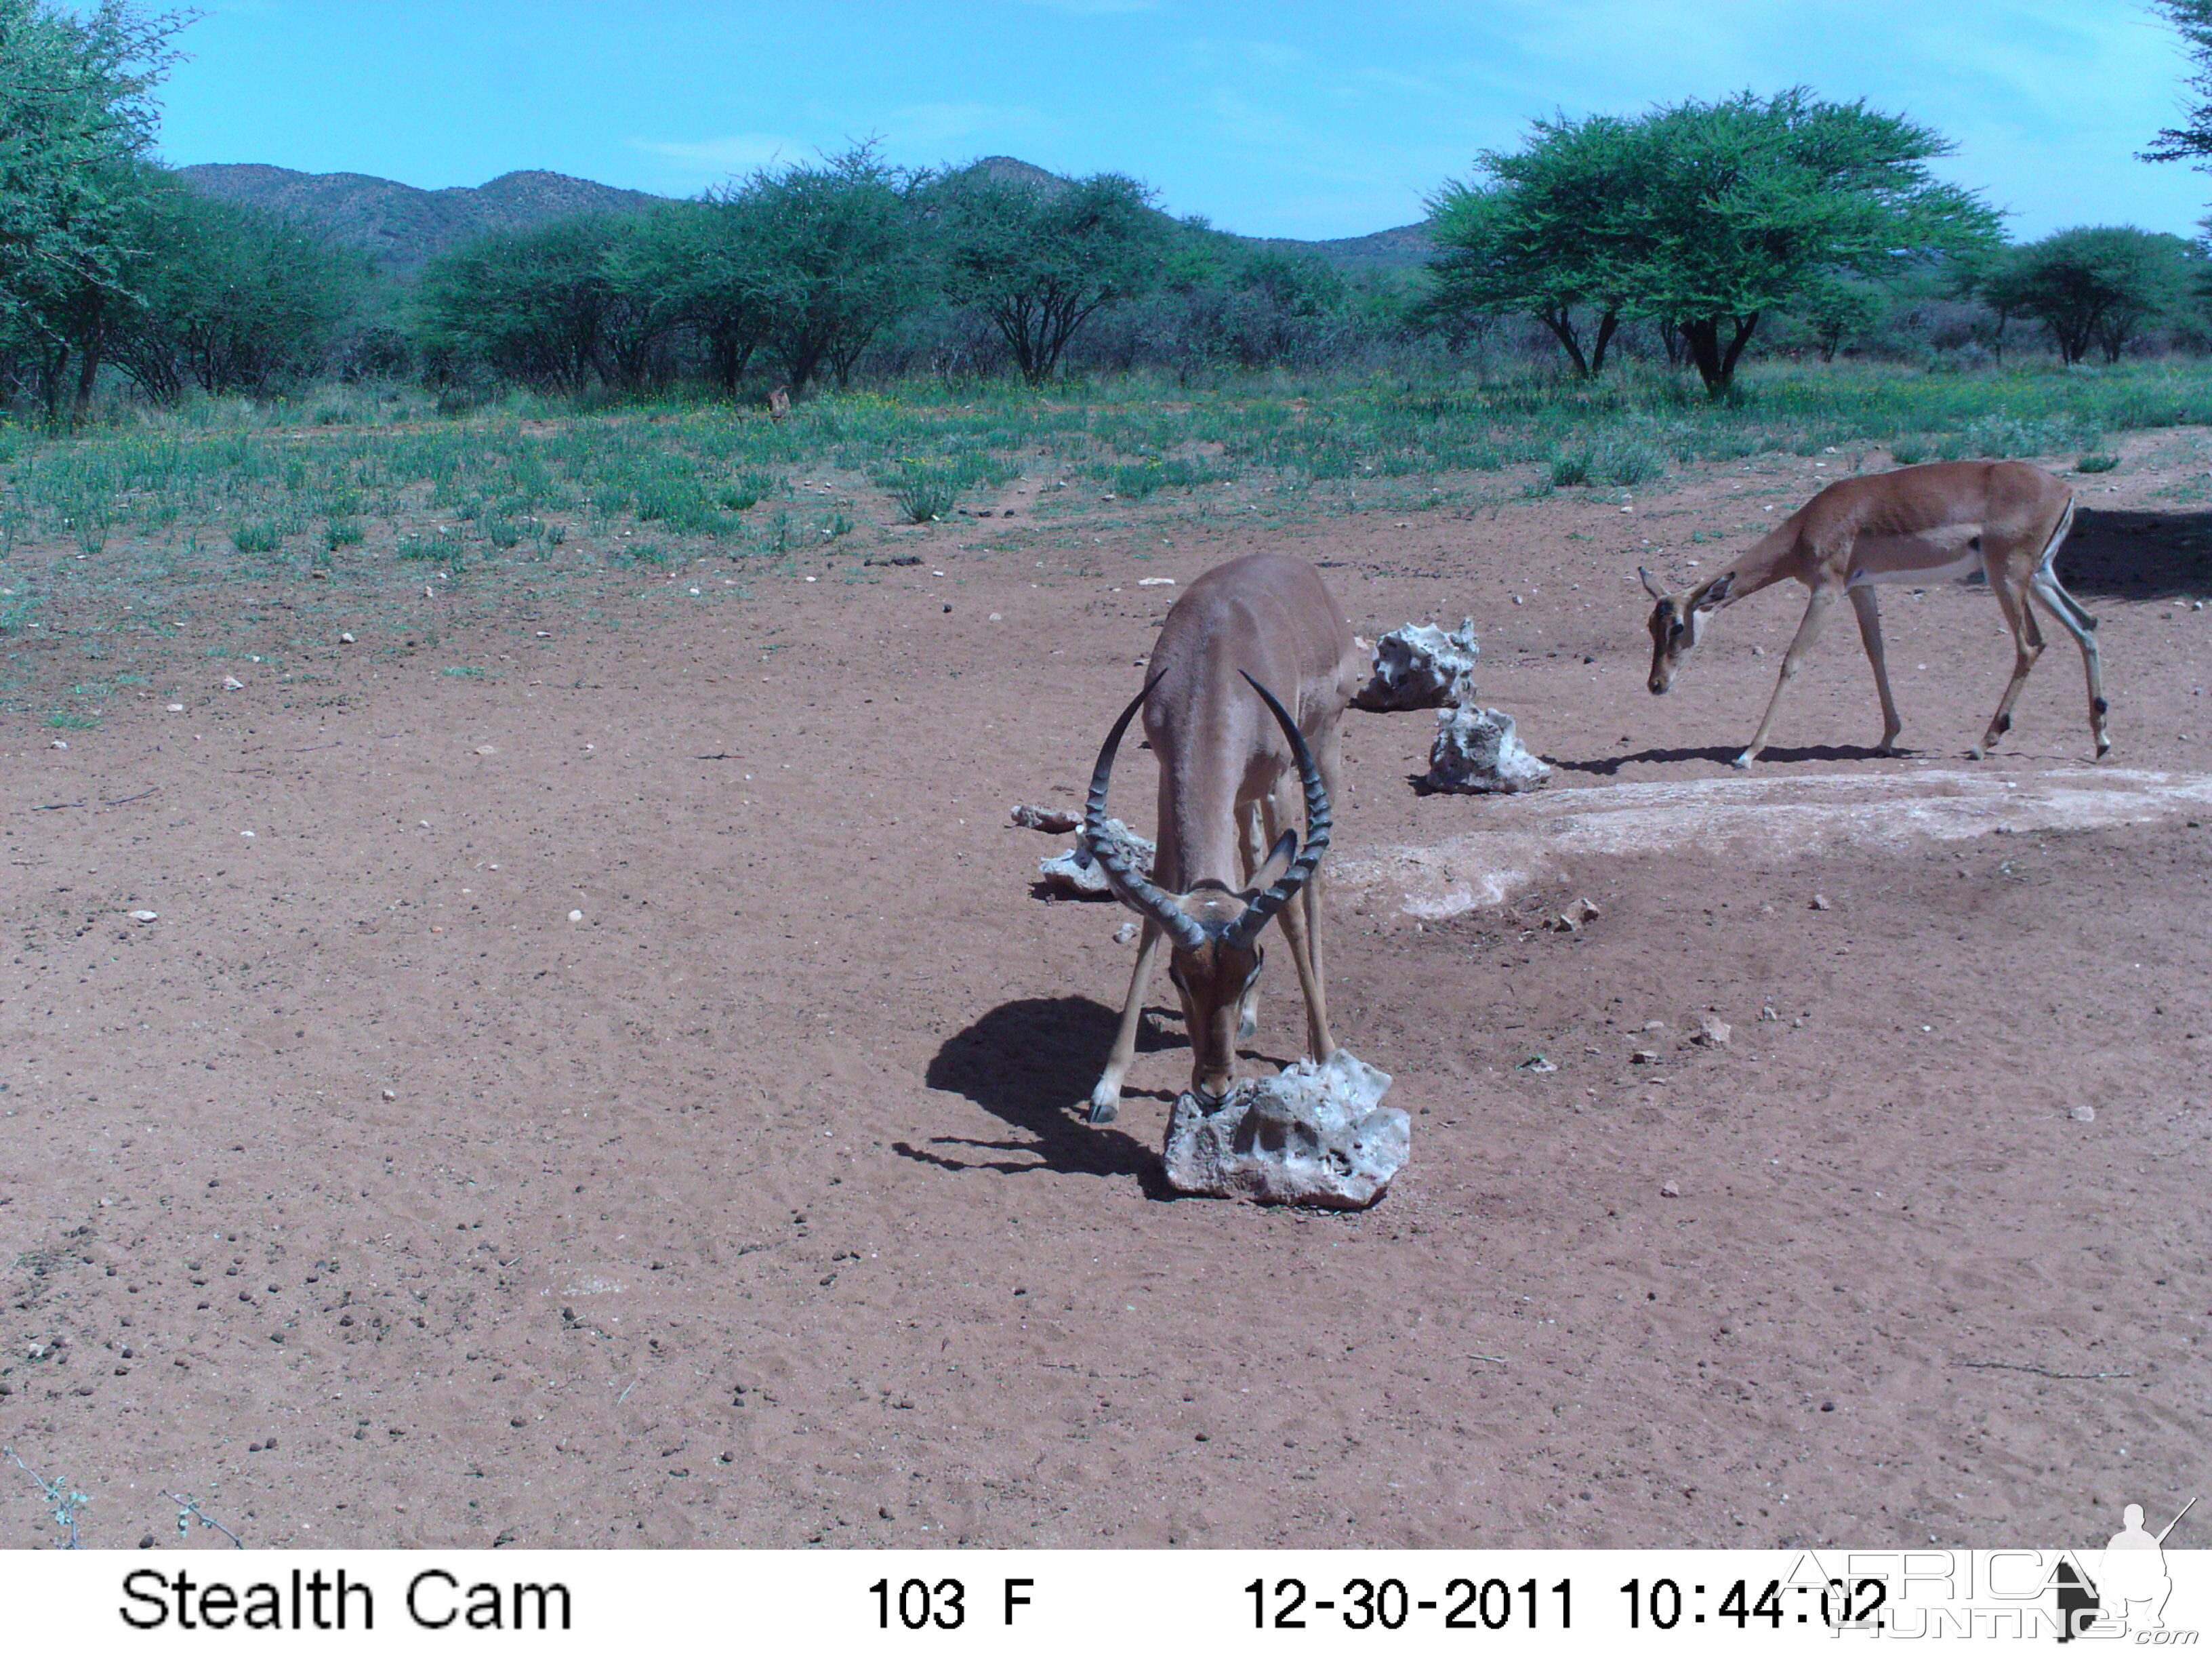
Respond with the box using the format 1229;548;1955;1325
1039;817;1155;899
1353;620;1480;711
1162;1050;1408;1209
1425;705;1551;794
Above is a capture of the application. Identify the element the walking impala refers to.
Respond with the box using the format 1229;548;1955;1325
1642;459;2107;767
1082;553;1365;1123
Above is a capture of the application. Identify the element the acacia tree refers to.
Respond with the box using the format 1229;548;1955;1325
2143;0;2212;169
735;145;932;396
615;198;774;393
1978;227;2197;364
419;214;678;390
1791;270;1883;361
1626;91;1997;392
0;0;184;417
94;184;363;398
1429;90;1999;394
937;169;1164;384
1424;113;1643;377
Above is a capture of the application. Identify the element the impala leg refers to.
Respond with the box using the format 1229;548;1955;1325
1088;918;1166;1124
2030;569;2108;758
1847;586;1904;754
1976;558;2045;760
1235;800;1271;1041
1281;865;1334;1060
1737;583;1839;768
1301;718;1346;1060
1256;780;1332;1061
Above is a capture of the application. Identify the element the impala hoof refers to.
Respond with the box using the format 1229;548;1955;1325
1729;752;1753;771
1086;1093;1119;1126
1968;745;1985;761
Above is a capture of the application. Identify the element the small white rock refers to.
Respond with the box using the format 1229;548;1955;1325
167;703;185;712
382;1088;396;1102
2070;1105;2097;1123
568;909;584;923
1136;577;1176;586
1113;920;1138;944
49;739;67;750
339;632;355;644
223;676;244;691
1660;1180;1681;1197
1809;894;1832;911
129;910;158;922
239;830;255;838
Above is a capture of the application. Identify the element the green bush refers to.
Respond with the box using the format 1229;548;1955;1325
325;518;364;550
879;461;960;522
1549;432;1664;487
633;476;728;533
1948;412;2102;460
2076;453;2120;474
1094;456;1229;497
1595;434;1666;486
232;523;281;554
484;514;522;548
718;472;779;510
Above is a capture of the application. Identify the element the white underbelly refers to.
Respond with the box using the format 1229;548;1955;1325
1847;531;1982;588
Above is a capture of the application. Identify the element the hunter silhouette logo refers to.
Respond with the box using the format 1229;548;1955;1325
2057;1494;2197;1641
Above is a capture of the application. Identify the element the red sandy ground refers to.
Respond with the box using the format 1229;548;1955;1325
2;436;2209;1551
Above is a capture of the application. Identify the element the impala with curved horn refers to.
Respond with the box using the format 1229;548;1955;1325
1082;553;1364;1124
1642;460;2105;767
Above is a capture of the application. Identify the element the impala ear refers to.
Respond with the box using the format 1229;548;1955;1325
1695;571;1735;610
1639;566;1666;601
1250;828;1299;893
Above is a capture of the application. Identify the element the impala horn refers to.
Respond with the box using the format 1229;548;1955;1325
1084;674;1207;951
1223;672;1330;950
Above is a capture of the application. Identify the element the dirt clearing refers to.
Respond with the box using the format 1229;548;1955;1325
3;438;2208;1548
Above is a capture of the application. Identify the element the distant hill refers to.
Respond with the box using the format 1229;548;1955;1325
1271;222;1432;274
174;158;1432;277
173;164;670;274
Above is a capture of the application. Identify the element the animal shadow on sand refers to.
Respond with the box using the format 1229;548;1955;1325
1551;743;1896;778
2064;507;2212;602
915;996;1177;1179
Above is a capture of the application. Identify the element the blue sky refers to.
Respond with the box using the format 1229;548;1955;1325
150;0;2209;243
